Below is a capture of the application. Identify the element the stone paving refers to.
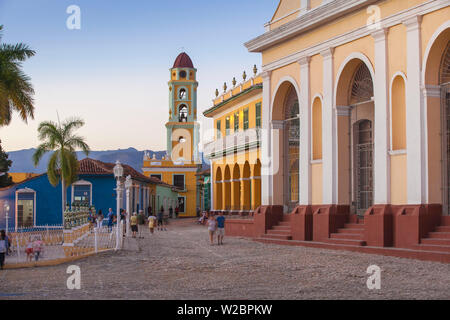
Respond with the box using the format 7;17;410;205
1;219;449;300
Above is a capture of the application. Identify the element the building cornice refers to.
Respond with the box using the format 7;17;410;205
253;0;448;73
245;0;379;53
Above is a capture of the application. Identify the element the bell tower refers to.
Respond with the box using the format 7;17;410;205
166;52;200;164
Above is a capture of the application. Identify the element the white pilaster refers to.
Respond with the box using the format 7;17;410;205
372;28;390;204
210;160;214;210
300;0;310;14
261;71;272;205
321;48;337;204
403;16;426;204
299;56;312;205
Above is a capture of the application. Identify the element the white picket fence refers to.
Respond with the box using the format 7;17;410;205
4;222;123;265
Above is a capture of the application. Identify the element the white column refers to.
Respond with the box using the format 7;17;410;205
372;28;390;204
126;186;131;237
403;16;426;204
300;0;310;13
210;160;214;211
261;71;272;205
321;48;337;204
299;56;312;205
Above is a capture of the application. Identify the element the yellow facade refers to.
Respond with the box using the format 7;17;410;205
240;0;450;214
142;52;200;217
204;74;263;213
9;173;39;183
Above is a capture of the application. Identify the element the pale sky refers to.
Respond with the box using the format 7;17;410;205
0;0;277;152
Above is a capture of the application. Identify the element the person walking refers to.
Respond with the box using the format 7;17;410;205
26;237;34;262
97;209;104;229
130;212;138;238
148;214;156;234
33;236;43;262
0;230;7;270
216;212;226;245
107;208;114;232
157;206;166;231
175;206;179;219
169;206;173;219
207;215;217;245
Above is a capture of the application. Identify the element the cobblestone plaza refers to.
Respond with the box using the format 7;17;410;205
1;220;449;300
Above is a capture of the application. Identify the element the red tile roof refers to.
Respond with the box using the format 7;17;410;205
78;158;179;189
173;52;194;69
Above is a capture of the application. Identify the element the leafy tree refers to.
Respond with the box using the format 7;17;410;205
33;117;90;219
0;139;13;187
0;25;36;126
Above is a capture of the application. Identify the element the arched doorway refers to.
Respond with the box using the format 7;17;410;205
272;80;300;212
423;25;450;214
215;167;223;210
284;87;300;211
337;59;375;215
224;165;231;211
441;42;450;214
232;164;241;211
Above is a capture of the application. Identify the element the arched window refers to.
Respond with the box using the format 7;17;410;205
391;75;406;151
179;105;188;122
350;64;374;104
179;88;187;100
312;97;323;160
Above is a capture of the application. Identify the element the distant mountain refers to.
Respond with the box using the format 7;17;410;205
8;148;209;174
7;148;166;173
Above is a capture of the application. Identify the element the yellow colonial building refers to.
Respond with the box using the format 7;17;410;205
204;70;263;214
143;52;201;217
241;0;450;215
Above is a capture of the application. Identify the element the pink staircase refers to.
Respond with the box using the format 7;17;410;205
260;216;293;241
415;218;450;253
323;220;367;246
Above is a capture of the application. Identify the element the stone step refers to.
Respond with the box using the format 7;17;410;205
272;226;291;231
415;244;450;253
428;232;450;239
267;230;292;236
323;238;366;246
421;238;450;246
261;234;293;241
278;222;291;227
330;233;364;240
337;228;364;234
436;226;450;233
344;223;365;229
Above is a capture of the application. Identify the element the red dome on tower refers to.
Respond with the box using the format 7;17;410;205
173;52;194;69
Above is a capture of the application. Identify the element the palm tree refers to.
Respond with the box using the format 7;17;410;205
33;117;90;222
0;25;36;126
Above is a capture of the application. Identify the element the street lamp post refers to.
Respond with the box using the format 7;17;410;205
113;161;124;251
4;202;10;233
125;175;132;238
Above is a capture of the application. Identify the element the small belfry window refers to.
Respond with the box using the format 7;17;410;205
179;88;187;100
255;103;261;128
179;105;188;122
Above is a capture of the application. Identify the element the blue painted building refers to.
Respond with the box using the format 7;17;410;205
0;158;180;230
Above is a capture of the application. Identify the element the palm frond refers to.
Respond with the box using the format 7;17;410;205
47;151;60;187
61;117;85;138
32;143;53;167
66;135;90;156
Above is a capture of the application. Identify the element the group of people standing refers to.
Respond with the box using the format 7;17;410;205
206;212;226;246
